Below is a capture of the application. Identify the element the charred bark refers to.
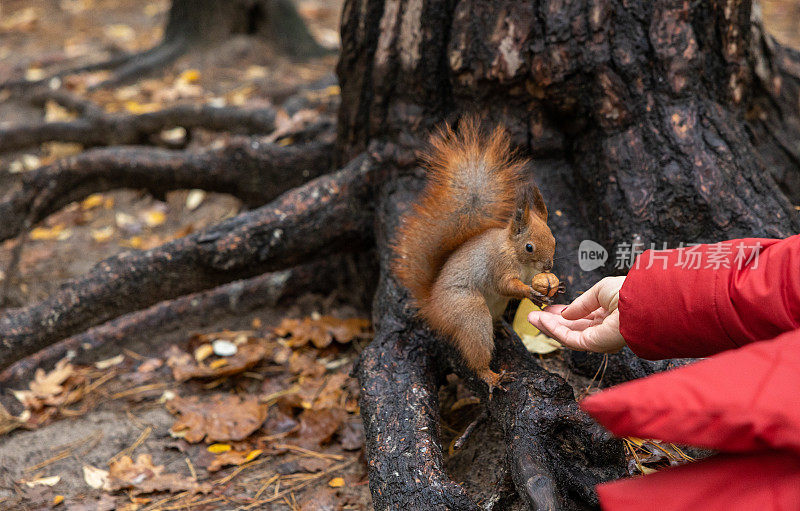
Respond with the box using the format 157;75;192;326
0;103;279;153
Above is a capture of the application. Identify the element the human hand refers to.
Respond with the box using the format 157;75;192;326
527;276;627;353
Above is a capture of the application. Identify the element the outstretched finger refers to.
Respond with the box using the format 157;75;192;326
561;281;604;320
528;310;601;333
537;312;592;350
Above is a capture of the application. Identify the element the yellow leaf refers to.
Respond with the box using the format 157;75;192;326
194;344;214;363
124;101;160;114
512;299;541;337
244;449;263;462
44;100;76;122
513;299;561;354
325;85;341;96
208;359;228;369
521;332;561;354
104;24;135;42
179;69;201;83
30;224;65;241
328;477;345;488
81;194;105;210
53;495;64;506
26;67;45;81
91;226;115;243
277;137;294;147
142;209;166;227
207;443;231;454
120;236;144;249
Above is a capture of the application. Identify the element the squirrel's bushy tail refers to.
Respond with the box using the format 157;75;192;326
392;116;526;306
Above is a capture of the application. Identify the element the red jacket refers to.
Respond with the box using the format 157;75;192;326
581;235;800;510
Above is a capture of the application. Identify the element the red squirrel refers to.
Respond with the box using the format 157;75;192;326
392;117;556;393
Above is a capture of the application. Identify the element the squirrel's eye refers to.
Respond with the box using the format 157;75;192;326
525;243;534;253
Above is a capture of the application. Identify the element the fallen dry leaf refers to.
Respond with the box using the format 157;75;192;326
105;454;211;495
298;487;339;511
12;359;82;411
167;394;267;443
294;408;347;448
205;448;262;472
83;465;109;489
0;402;27;435
22;475;60;487
513;299;561;354
166;336;270;381
30;224;68;241
95;354;124;369
275;315;370;349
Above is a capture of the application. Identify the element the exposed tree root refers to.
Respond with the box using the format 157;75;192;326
473;326;625;509
89;38;190;90
0;48;151;92
357;175;624;510
0;150;385;370
0;254;366;388
0;101;281;153
0;131;335;242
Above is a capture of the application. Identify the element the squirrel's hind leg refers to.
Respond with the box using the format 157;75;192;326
425;290;510;397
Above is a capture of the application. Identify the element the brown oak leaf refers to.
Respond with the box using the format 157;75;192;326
167;394;267;443
105;454;211;495
275;316;370;349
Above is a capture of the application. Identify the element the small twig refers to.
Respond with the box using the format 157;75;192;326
273;444;346;461
240;459;356;509
109;426;152;464
450;409;487;453
110;383;169;400
185;457;197;480
24;430;103;472
254;474;280;499
580;353;608;399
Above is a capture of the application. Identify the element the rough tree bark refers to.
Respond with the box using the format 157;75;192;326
0;0;799;509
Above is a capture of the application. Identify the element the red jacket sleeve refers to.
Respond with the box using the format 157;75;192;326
618;234;800;360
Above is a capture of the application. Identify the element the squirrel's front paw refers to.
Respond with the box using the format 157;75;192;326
477;368;516;400
527;287;553;307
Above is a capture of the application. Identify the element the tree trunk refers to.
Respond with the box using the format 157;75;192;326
336;0;800;508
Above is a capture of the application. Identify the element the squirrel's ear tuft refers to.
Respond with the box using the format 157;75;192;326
530;185;548;221
512;186;547;232
511;187;532;234
511;203;527;234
